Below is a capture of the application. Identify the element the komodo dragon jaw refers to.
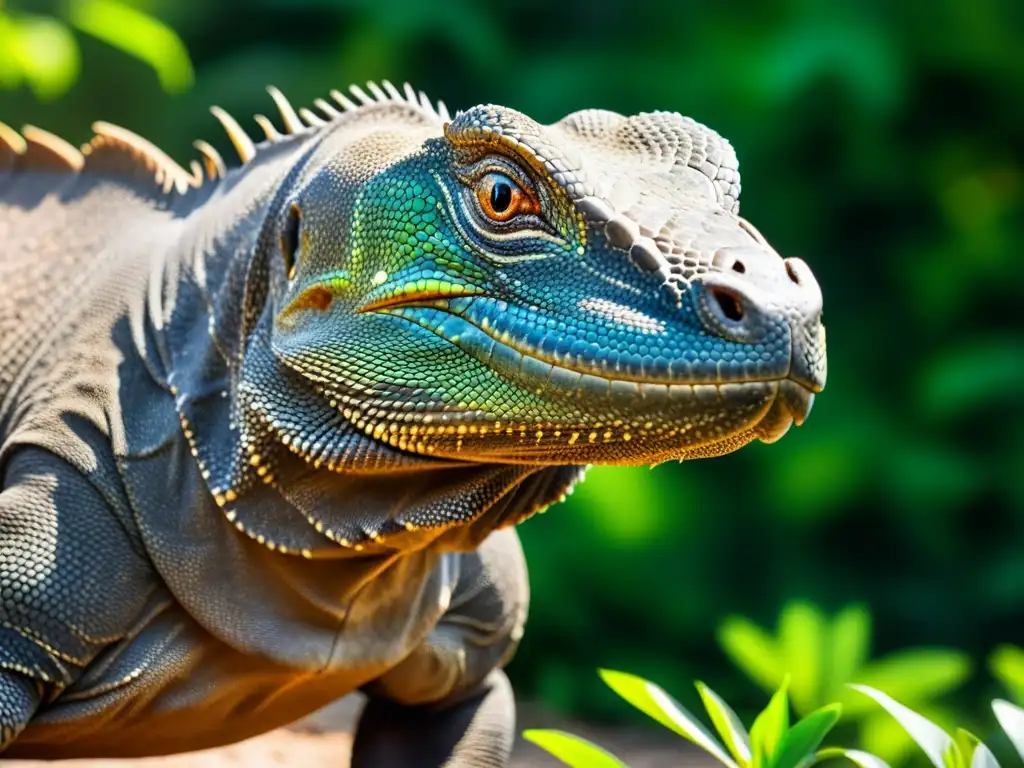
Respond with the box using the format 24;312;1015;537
264;91;826;466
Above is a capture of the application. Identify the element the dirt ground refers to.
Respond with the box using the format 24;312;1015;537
4;694;708;767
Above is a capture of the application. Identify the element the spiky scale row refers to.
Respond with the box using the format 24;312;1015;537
299;108;326;128
266;85;305;135
21;126;84;172
252;114;282;143
209;106;257;165
203;79;450;170
201;79;450;174
193;140;226;180
0;80;450;194
0;123;80;174
0;117;196;192
89;121;199;192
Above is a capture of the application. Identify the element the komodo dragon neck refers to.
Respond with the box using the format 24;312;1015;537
0;86;587;561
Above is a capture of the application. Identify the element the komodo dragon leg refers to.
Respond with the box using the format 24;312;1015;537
0;672;40;750
350;527;528;768
0;447;154;754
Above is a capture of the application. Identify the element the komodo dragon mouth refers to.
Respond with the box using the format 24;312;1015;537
356;290;820;458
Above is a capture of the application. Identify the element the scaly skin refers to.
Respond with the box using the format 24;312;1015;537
0;82;825;765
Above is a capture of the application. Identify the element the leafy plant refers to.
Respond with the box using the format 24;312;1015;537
525;670;862;768
718;601;973;763
852;685;1024;768
0;0;192;100
994;701;1024;764
990;646;1024;706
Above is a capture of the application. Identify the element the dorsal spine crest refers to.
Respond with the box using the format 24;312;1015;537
0;80;450;198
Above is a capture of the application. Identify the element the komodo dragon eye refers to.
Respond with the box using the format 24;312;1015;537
475;172;539;222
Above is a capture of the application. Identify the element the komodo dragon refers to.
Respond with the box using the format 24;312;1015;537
0;81;826;765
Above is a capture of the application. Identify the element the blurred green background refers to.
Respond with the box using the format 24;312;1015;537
2;0;1022;761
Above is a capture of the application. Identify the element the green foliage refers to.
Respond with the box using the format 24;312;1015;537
528;671;847;768
0;0;191;100
719;601;972;763
990;647;1024;706
698;680;754;764
993;701;1024;763
528;676;1024;768
750;680;792;767
852;687;1024;768
66;0;193;93
851;686;958;768
521;730;629;768
0;10;79;100
773;703;843;768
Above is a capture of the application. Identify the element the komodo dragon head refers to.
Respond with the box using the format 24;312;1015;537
0;81;829;548
265;86;826;466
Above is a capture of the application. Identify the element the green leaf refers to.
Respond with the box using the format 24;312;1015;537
993;699;1024;762
956;730;981;748
719;616;785;694
750;678;791;768
0;12;24;89
8;13;80;100
827;605;871;698
522;729;629;768
697;680;753;766
969;743;999;768
813;747;890;768
850;684;953;768
852;649;971;709
858;710;918;765
780;601;826;715
65;0;193;93
599;669;738;768
942;741;964;768
859;705;966;766
773;703;843;768
990;646;1024;704
954;728;982;768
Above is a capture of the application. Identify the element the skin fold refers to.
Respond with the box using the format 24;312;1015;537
0;82;825;765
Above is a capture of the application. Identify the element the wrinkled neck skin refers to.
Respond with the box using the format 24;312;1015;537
154;128;584;561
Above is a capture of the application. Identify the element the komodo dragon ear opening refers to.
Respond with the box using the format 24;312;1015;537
281;203;302;280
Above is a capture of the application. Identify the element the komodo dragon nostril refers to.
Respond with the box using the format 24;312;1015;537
786;260;801;285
